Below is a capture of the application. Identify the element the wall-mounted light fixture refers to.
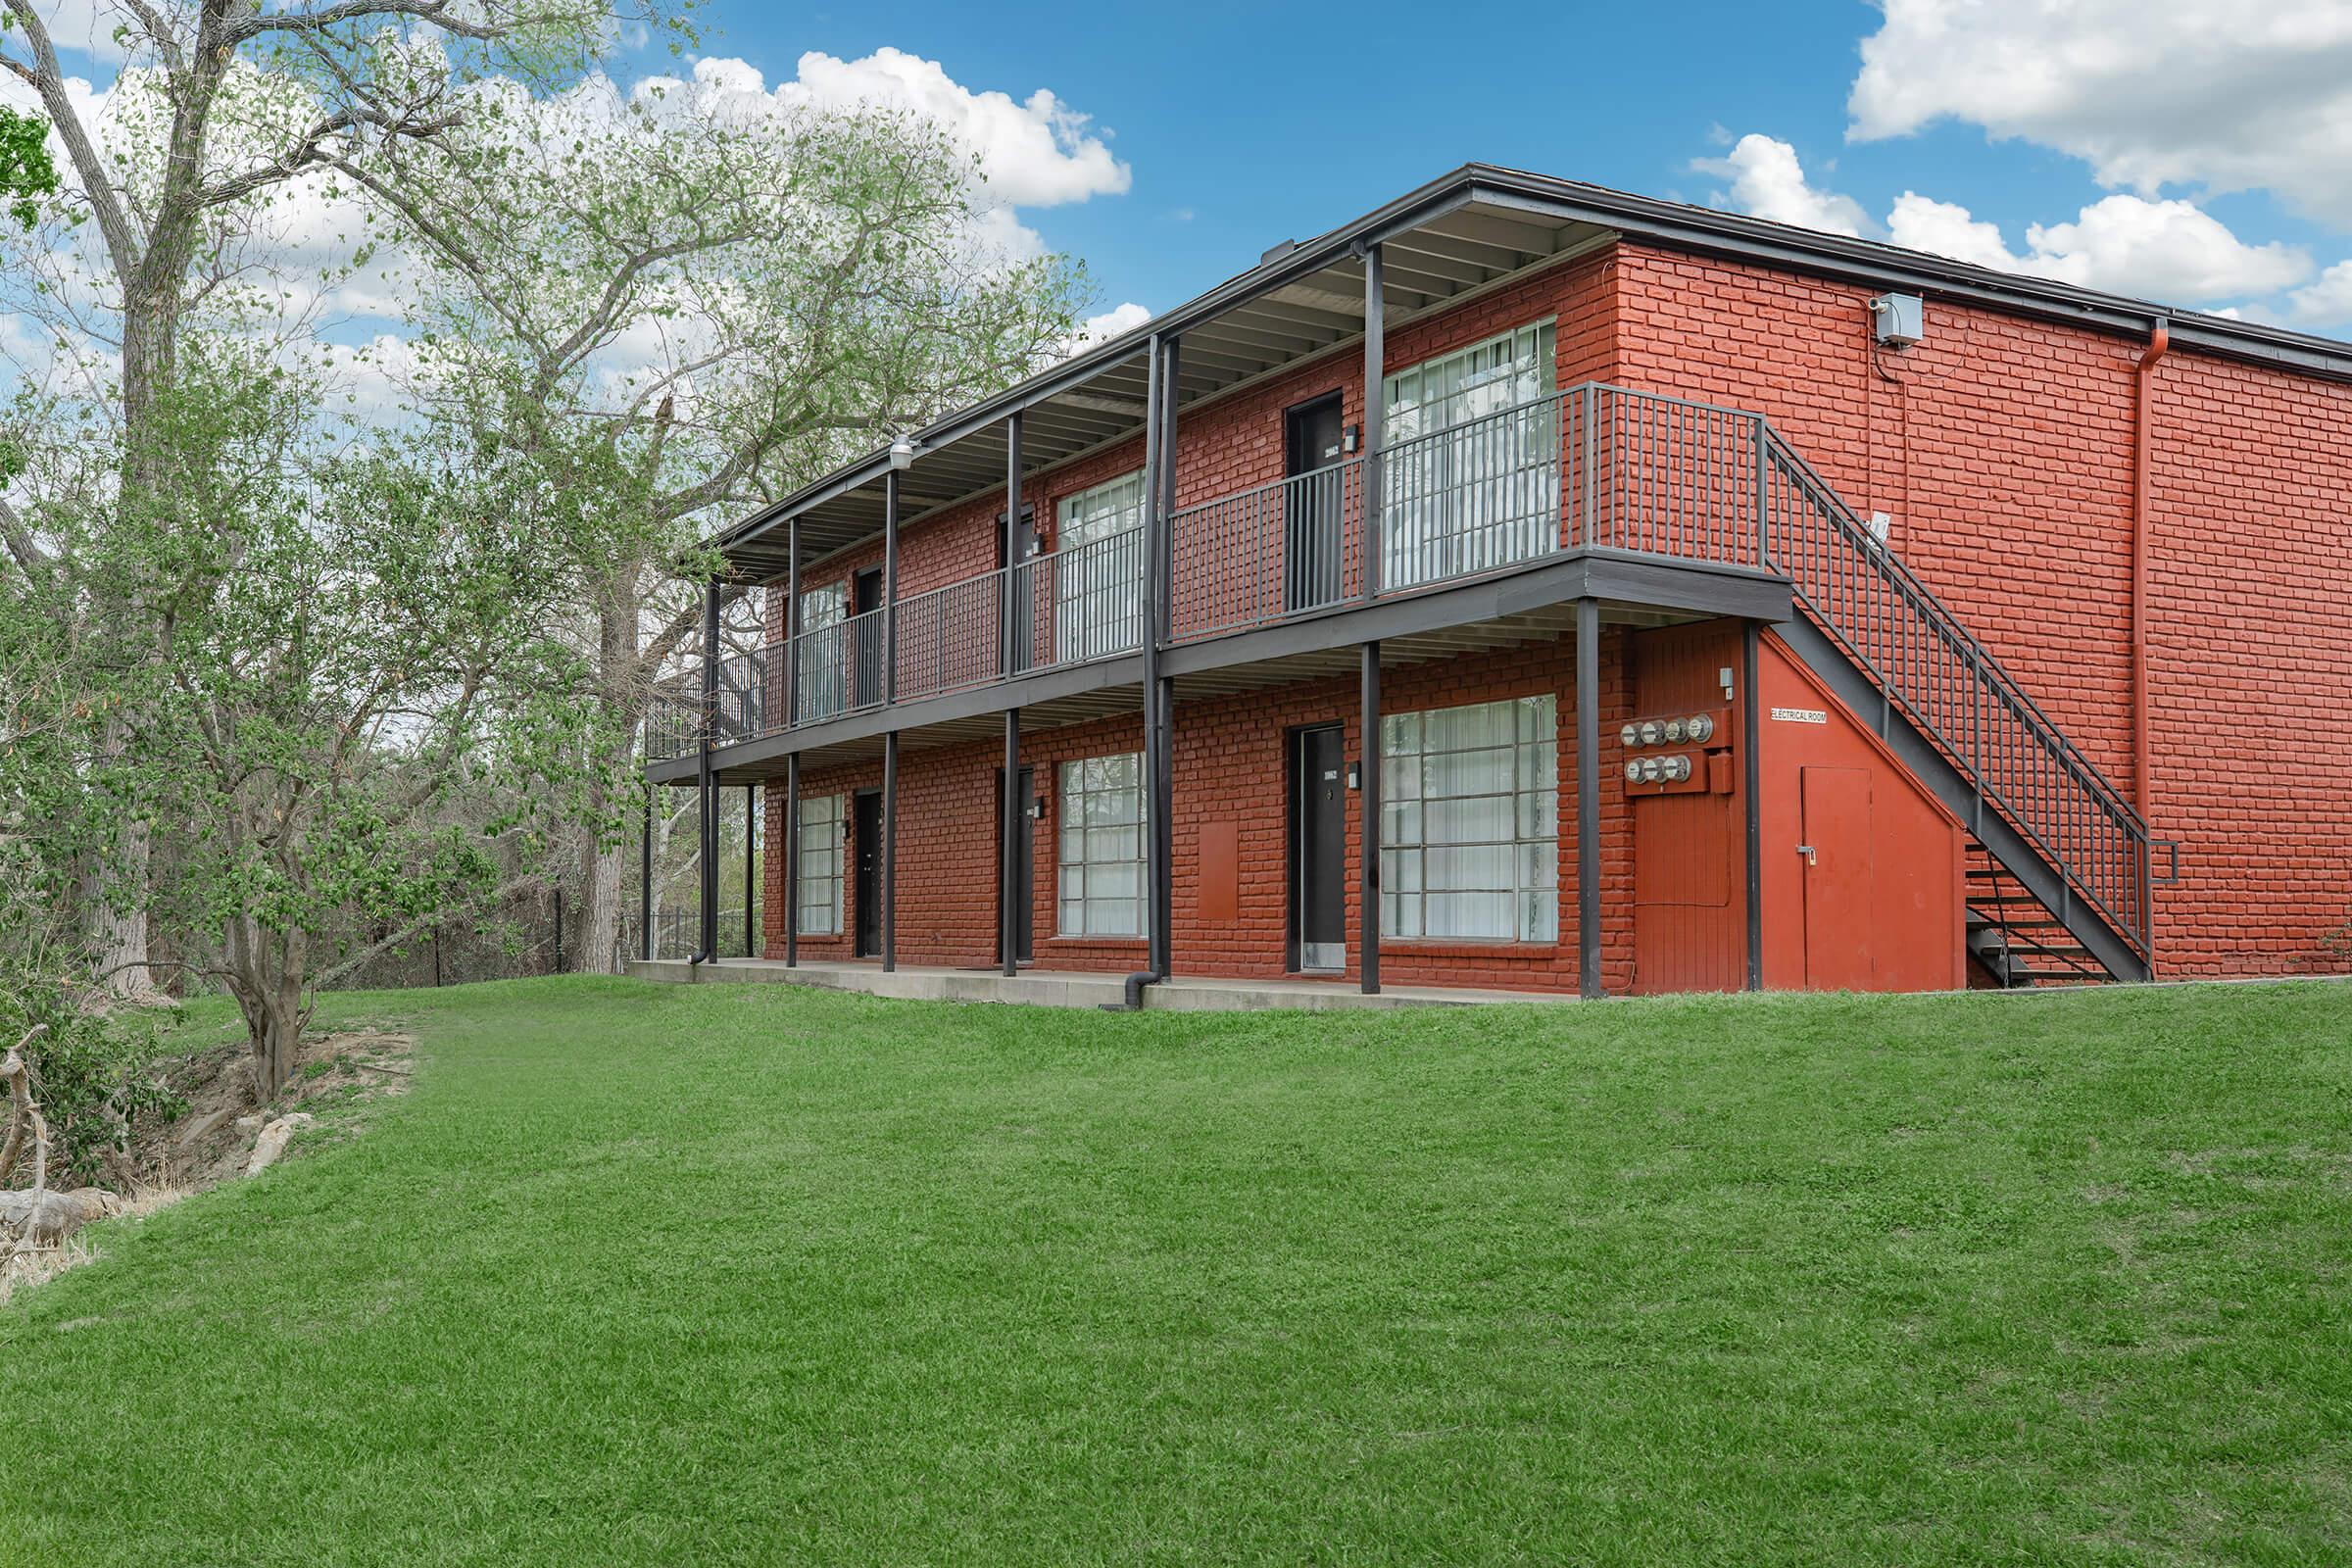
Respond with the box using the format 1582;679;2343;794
888;435;918;471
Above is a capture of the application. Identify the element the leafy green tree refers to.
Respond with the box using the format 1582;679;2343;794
0;0;683;998
377;74;1087;967
0;103;55;229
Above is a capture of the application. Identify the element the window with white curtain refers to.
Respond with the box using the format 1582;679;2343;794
1056;753;1147;937
1382;319;1559;590
1381;695;1558;942
1054;471;1146;663
795;583;846;720
796;792;843;935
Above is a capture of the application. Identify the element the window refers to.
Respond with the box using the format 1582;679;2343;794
1056;753;1147;937
1382;320;1559;590
1054;471;1146;664
795;583;846;720
1381;695;1557;942
796;793;843;935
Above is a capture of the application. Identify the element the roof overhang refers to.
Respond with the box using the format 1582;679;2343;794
714;163;2352;581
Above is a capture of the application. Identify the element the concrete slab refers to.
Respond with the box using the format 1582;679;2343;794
622;957;1570;1011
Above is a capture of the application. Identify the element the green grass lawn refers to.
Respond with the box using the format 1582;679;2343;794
4;978;2349;1565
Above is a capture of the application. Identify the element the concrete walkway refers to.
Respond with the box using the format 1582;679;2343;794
623;956;1568;1011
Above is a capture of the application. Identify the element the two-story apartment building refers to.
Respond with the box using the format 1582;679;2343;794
639;165;2352;1003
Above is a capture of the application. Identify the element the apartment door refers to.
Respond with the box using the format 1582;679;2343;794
853;789;883;957
1799;766;1873;990
851;566;884;707
1292;723;1348;970
1284;392;1347;612
996;764;1035;963
997;504;1041;671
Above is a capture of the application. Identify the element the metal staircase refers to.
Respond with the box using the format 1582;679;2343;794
1755;429;2169;983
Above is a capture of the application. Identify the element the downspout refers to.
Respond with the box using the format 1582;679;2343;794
688;578;720;967
2132;318;2169;819
1114;333;1170;1010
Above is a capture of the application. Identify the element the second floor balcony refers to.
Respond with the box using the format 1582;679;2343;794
650;380;1790;761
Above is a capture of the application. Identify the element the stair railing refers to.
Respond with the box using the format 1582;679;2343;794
1759;428;2154;963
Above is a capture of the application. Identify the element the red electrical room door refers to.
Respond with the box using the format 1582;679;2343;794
1800;765;1874;991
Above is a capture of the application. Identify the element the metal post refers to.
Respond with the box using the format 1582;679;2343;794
882;732;898;973
1004;413;1023;677
1360;243;1384;601
639;785;654;961
784;754;800;967
744;783;757;959
1002;708;1020;977
1138;334;1168;978
1754;414;1771;565
884;470;900;705
1154;340;1180;971
1742;620;1763;991
785;517;801;728
1576;597;1602;999
1359;641;1382;995
697;579;719;964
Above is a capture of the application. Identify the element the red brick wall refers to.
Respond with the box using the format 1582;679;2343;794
749;234;2352;986
763;632;1637;994
2143;352;2352;975
1613;242;2352;976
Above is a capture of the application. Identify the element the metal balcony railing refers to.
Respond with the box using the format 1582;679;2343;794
645;379;2152;967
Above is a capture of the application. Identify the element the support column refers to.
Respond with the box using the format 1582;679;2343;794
744;783;756;959
1004;414;1023;677
784;754;801;968
1742;620;1763;991
1151;337;1180;976
884;470;900;704
785;517;801;728
882;732;899;973
697;579;719;963
639;785;654;961
1359;641;1382;995
1002;708;1021;977
1576;597;1602;1000
1136;333;1167;982
1361;242;1384;601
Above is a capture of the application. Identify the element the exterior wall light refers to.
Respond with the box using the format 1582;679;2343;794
888;436;918;471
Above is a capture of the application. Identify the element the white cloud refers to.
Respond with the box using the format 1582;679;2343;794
2018;195;2311;299
2289;261;2352;324
773;48;1130;209
16;0;131;65
1701;135;2316;308
1848;0;2352;225
1690;134;1871;238
1075;301;1151;347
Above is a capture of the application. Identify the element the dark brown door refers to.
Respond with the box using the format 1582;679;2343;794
852;566;884;707
1293;724;1347;970
1800;766;1873;991
853;789;883;957
1284;393;1347;611
996;505;1041;669
995;765;1035;963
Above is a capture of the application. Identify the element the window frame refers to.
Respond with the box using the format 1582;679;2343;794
795;791;844;937
1054;752;1149;939
1380;318;1561;590
1052;470;1148;665
1379;694;1559;945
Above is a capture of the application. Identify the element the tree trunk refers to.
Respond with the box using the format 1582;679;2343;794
228;916;312;1102
578;833;625;974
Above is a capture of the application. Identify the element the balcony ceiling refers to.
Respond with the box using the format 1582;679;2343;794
719;192;1612;580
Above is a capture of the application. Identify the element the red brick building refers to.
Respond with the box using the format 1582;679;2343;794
645;167;2352;1000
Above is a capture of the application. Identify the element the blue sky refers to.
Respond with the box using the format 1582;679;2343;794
628;1;2352;338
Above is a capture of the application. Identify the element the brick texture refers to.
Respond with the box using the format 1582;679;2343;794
740;236;2352;989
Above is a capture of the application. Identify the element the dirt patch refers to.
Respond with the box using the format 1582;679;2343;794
133;1027;415;1191
3;1027;416;1304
